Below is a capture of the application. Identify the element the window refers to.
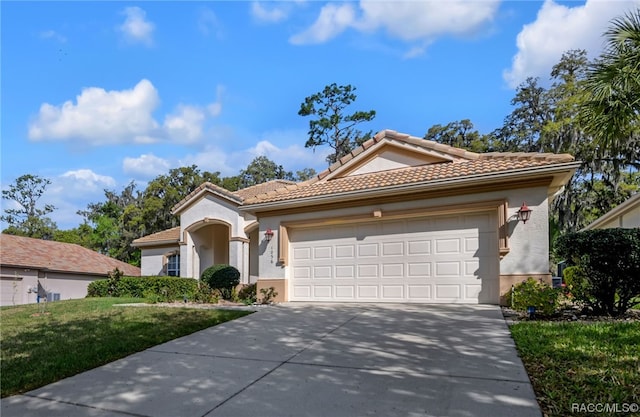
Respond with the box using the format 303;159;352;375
167;253;180;277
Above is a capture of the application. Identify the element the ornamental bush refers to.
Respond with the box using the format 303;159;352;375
506;277;562;316
87;276;199;302
555;228;640;316
200;264;240;300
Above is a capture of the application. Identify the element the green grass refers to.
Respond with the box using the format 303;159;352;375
510;321;640;417
0;298;251;397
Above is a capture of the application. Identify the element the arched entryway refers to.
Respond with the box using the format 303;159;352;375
184;219;230;279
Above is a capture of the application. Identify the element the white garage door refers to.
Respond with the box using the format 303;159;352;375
289;213;499;304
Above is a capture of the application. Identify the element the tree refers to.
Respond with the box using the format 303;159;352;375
580;10;640;156
141;166;222;233
238;156;293;188
299;83;376;165
424;119;491;152
1;174;57;238
295;168;317;182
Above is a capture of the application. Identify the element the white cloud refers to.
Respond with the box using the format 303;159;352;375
290;3;356;45
28;80;224;146
290;1;499;48
163;105;206;143
28;79;161;145
504;0;640;88
198;8;223;38
207;85;224;117
118;6;155;46
59;169;116;193
40;30;67;43
36;170;116;229
251;2;289;23
123;154;172;179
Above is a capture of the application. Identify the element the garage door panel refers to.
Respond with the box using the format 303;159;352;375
408;240;431;255
382;242;404;256
293;247;311;260
314;246;332;259
313;266;332;279
358;243;378;257
335;245;355;258
335;286;355;298
436;285;460;299
290;214;499;303
408;262;431;277
358;286;378;298
358;264;378;278
408;285;431;299
313;286;332;298
382;263;403;278
435;261;460;276
335;265;355;278
382;285;403;299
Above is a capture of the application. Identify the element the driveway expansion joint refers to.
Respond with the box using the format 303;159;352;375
23;393;151;417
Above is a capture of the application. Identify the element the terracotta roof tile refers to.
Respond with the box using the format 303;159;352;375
233;180;296;200
243;156;575;205
0;234;141;276
131;227;180;246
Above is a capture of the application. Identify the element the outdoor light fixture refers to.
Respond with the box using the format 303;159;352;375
265;228;274;241
517;202;532;223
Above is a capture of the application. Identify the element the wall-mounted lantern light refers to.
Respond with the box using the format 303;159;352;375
517;202;532;224
265;228;274;241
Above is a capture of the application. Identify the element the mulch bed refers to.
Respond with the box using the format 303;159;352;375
502;305;640;323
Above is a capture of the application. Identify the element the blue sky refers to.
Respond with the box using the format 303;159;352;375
2;0;639;230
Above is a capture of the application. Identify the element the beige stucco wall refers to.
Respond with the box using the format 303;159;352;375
0;266;104;306
598;205;640;229
139;246;180;276
256;185;551;302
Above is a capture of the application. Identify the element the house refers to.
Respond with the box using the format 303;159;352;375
133;130;579;304
0;234;141;306
583;193;640;230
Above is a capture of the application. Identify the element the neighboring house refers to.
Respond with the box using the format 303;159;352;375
583;193;640;230
0;234;141;306
133;130;579;304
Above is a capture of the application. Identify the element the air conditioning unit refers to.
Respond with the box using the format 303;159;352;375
551;277;563;288
46;292;61;301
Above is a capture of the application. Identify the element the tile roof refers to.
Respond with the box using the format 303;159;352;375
233;180;297;200
242;155;575;205
0;234;141;276
171;180;295;214
131;227;180;246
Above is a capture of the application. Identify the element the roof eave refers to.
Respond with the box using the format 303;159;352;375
131;239;180;248
240;162;581;213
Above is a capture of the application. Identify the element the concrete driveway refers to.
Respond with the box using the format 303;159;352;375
2;304;541;417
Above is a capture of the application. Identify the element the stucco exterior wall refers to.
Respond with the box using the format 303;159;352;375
0;266;104;306
139;246;179;276
256;185;551;282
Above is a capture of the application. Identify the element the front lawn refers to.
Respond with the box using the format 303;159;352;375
510;321;640;417
0;298;251;397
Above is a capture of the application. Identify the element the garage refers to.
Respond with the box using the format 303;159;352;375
289;213;499;303
1;277;23;306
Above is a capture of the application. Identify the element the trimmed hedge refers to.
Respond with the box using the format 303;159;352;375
87;276;199;302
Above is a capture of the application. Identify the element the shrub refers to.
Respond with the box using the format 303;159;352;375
506;278;562;317
238;283;257;304
87;280;108;297
86;276;199;302
259;286;278;305
193;282;220;304
201;264;240;299
556;228;640;316
562;265;591;308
